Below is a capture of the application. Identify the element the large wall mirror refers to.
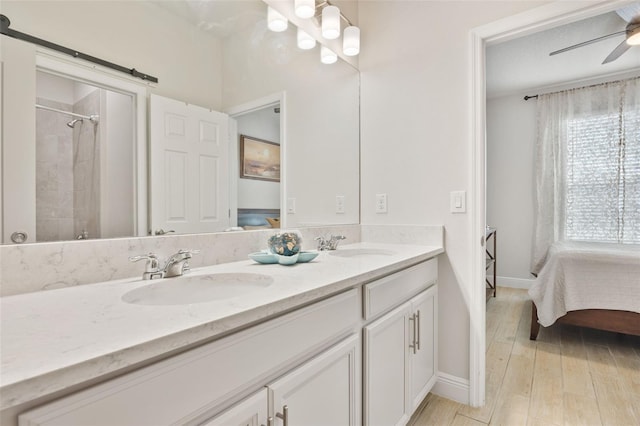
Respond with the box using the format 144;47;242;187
0;0;360;244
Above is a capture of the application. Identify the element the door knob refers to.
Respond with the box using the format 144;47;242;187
10;231;28;243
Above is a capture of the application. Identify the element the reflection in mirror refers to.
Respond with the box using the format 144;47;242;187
233;104;281;230
35;72;135;242
0;0;360;244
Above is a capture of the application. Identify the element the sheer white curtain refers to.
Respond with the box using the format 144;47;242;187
531;77;640;275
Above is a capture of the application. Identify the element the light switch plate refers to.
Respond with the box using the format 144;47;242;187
450;191;466;213
376;193;388;213
336;195;345;214
287;198;296;214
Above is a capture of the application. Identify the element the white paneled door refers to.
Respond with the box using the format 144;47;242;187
149;95;229;235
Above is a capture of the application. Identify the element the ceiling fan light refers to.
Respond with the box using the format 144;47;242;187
322;5;340;40
627;26;640;46
343;26;360;56
267;6;288;32
295;0;315;19
297;28;316;50
321;46;337;64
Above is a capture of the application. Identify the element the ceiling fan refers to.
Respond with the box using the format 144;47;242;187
549;3;640;64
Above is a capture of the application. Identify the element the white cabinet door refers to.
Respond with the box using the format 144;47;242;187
364;284;439;426
363;303;412;426
200;388;267;426
409;285;438;411
268;334;359;426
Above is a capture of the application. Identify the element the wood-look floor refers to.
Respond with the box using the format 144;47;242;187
409;287;640;426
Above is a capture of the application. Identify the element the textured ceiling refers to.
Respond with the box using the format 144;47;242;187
486;9;640;97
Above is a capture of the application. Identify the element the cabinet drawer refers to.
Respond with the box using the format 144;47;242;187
363;259;437;320
19;289;359;426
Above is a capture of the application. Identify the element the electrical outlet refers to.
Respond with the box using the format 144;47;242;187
287;197;296;214
376;193;388;213
336;195;345;214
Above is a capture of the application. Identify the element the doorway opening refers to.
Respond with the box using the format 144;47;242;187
469;0;628;407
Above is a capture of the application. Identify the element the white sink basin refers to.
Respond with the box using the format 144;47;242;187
329;248;396;258
122;273;273;306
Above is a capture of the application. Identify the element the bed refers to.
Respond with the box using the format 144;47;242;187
528;241;640;340
237;208;280;230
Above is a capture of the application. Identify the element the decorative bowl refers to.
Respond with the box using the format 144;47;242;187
277;253;299;265
297;251;319;263
248;252;279;264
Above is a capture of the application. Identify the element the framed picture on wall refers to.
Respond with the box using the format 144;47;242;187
240;135;281;182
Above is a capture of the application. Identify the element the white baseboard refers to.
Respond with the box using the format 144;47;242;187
432;372;470;405
497;276;534;290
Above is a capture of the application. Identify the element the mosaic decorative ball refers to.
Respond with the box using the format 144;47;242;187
267;231;302;256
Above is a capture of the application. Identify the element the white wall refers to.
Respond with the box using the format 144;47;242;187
358;0;549;392
486;95;536;285
1;1;223;109
236;107;281;210
36;72;75;105
104;90;134;238
222;20;360;227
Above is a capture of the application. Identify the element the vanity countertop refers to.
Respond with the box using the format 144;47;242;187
0;242;443;410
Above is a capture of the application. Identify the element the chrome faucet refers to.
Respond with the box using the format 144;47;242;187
129;253;164;280
163;249;200;278
315;235;347;251
129;249;200;280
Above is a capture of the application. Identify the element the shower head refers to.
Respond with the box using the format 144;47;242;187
67;118;83;128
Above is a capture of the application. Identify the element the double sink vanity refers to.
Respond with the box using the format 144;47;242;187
1;229;443;426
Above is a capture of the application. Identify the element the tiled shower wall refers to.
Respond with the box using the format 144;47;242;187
35;98;75;242
35;89;101;242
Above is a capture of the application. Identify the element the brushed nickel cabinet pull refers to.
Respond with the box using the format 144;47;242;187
409;313;417;354
416;310;421;351
276;405;288;426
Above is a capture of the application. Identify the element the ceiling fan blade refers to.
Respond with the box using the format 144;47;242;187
602;39;632;64
616;3;640;23
549;30;626;56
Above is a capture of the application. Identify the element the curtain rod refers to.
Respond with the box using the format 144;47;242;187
36;104;97;121
523;76;640;101
0;14;158;84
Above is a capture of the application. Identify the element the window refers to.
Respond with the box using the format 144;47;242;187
565;108;640;243
531;77;640;274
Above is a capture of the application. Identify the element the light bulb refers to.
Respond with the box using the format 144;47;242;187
267;6;287;32
322;5;340;40
343;26;360;56
297;28;316;50
295;0;315;19
321;46;337;64
627;26;640;46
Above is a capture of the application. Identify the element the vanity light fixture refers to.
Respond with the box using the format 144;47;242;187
295;0;316;19
322;5;340;39
343;25;360;56
297;28;316;50
267;6;288;32
320;45;337;64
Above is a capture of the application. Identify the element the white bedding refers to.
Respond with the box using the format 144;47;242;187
528;241;640;327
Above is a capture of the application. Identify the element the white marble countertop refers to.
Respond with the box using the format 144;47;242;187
0;242;443;410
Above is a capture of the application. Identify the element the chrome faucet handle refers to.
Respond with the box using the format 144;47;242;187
176;249;200;257
328;235;346;250
315;236;328;251
129;253;164;280
164;249;200;278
